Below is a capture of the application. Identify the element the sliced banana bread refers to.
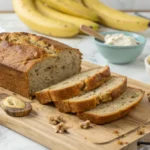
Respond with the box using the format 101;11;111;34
54;76;127;113
36;66;111;104
0;32;81;98
77;87;144;124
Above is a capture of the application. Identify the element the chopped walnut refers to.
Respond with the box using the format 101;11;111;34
55;123;68;133
49;115;65;125
113;130;119;135
137;127;145;135
117;140;128;145
80;120;91;129
118;140;124;145
147;93;150;102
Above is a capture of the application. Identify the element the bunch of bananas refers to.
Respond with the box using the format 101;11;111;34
13;0;150;38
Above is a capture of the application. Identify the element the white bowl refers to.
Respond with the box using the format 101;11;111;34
144;55;150;75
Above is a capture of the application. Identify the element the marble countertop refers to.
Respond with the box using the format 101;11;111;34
0;13;150;150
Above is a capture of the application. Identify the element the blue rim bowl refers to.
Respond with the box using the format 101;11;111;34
94;31;146;64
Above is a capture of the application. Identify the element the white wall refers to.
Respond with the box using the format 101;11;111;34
0;0;149;11
101;0;150;10
0;0;13;11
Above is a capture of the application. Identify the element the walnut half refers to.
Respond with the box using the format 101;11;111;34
80;120;91;129
55;123;68;133
49;115;65;125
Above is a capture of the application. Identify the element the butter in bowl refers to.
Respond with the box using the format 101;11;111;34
94;31;146;64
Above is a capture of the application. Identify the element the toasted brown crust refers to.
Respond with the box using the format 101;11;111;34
36;66;111;104
106;76;127;101
54;97;97;113
77;88;144;125
35;89;52;104
0;32;80;50
0;41;45;72
0;63;31;98
0;32;81;72
50;66;111;101
36;82;84;104
84;66;110;92
54;76;127;113
51;82;85;101
0;32;81;98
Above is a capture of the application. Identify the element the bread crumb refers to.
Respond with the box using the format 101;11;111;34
80;120;91;129
117;140;128;145
113;130;119;135
125;141;128;144
55;122;68;133
118;140;124;145
137;127;145;135
49;115;65;125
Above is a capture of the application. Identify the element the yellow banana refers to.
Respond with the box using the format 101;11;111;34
41;0;99;22
13;0;79;37
72;0;83;4
83;0;150;32
35;0;99;32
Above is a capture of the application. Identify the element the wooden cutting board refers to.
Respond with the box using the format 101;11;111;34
0;61;150;150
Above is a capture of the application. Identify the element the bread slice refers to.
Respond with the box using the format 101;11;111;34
36;66;111;104
54;76;127;113
77;87;144;125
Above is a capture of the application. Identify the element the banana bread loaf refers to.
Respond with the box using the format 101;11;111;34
0;32;81;98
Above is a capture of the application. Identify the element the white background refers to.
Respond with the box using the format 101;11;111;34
0;0;150;11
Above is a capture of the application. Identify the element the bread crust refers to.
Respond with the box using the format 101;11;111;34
84;66;110;92
0;32;81;72
0;32;81;98
54;76;127;113
36;82;84;104
36;66;111;104
77;88;144;124
0;63;31;98
35;89;52;104
54;97;97;113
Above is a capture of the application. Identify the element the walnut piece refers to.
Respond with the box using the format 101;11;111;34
80;120;91;129
117;140;128;145
137;127;145;135
118;140;124;145
55;123;68;133
49;115;65;125
113;130;119;135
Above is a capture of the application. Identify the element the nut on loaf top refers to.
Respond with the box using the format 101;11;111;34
0;32;81;72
